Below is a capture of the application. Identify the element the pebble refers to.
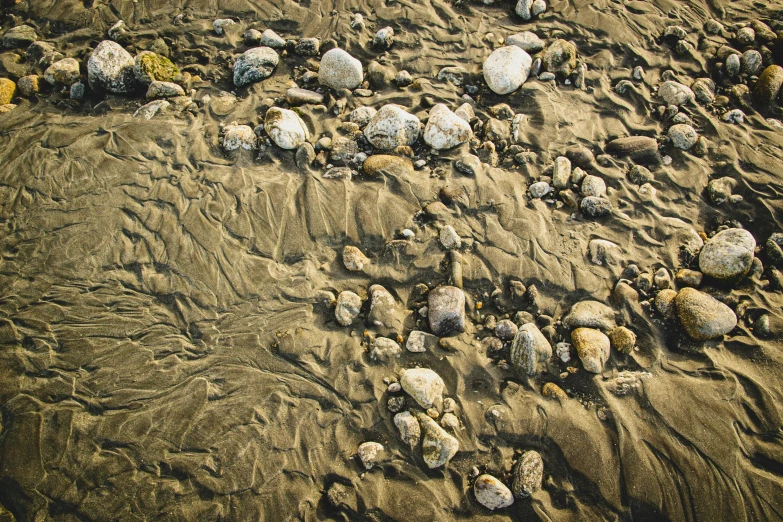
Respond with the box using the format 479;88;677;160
387;396;405;412
633;66;645;81
676;269;704;287
510;323;552;375
319;48;363;90
0;79;15;105
767;233;783;266
440;225;461;250
529;181;551;198
335;291;362;326
658;81;695;106
725;54;741;77
260;29;286;49
243;28;262;45
571;328;611;373
222;123;257;151
146;81;184;99
736;26;755;46
441;413;459;430
563;300;617;331
295;38;320;56
556;342;572;362
133;99;169;119
495;319;518;341
483;46;532;95
668;124;698;150
675;287;737;340
723;109;745;124
474;475;514;510
364;105;421;150
363;154;413;177
212;18;235;35
394;70;413;87
428;286;466;336
581;175;606;197
628;165;653;185
571;166;587;184
265;107;310;150
692;78;715;104
552;156;571;189
350;13;365;30
44;58;81;85
424;104;472;150
741;50;763;76
343;245;369;271
506;31;544;53
349;106;377;127
406;330;438;353
368;285;403;334
357;442;385;469
708;177;736;205
16;75;39;97
605;136;658;159
588;239;620;266
699;228;755;281
371;337;402;361
581;196;613;217
87;40;136;93
233;47;279;87
415;411;459;468
286;88;324;106
542;39;577;77
456;154;482;176
373;27;394;50
512;450;544;498
394;411;421;448
608;326;636;354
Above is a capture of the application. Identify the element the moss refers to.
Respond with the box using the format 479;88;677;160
0;78;16;105
137;52;180;83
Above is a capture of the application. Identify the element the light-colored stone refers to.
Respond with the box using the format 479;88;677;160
146;81;184;99
428;286;465;336
512;451;543;498
400;368;445;409
394;411;421;448
222;124;257;151
335;291;362;326
581;175;606;197
414;411;459;468
319;48;363;90
357;442;384;469
668;124;698;150
552;156;571;189
571;327;611;373
265;107;310;150
44;58;81;85
699;228;755;281
439;225;461;250
506;31;544;53
562;300;616;331
260;29;286;49
406;330;438;353
474;475;514;510
343;245;369;271
424;104;472;150
658;81;695;106
483;46;532;95
349;106;377;127
233;47;279;87
364;105;421;149
88;40;136;93
371;337;402;361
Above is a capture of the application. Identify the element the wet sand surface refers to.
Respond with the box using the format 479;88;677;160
1;0;783;520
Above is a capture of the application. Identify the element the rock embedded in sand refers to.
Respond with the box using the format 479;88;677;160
668;124;698;150
424;104;472;150
371;337;402;361
767;233;783;267
510;323;552;375
563;300;617;331
439;225;461;250
483;46;532;95
495;319;518;341
286;88;323;106
708;177;736;205
691;78;715;104
542;382;567;400
675;287;737;340
44;58;81;85
698;228;755;281
506;31;544;53
295;38;320;57
343;246;369;271
16;76;39;97
581;196;612;217
428;286;466;336
319;48;363;90
608;326;636;354
581;175;606;197
529;181;551;199
233;46;278;87
406;330;438;353
474;475;514;510
362;154;413;177
222;123;257;151
134;99;169;119
753;65;783;107
725;54;741;77
605;136;658;160
349;106;377;127
394;411;421;448
368;285;403;334
357;442;385;469
512;450;544;498
542;39;577;77
364;105;421;150
552;156;571;189
400;368;445;408
133;51;180;84
571;327;611;373
212;18;235;35
2;25;37;48
259;29;286;49
146;81;184;99
88;40;136;93
335;291;362;326
265;107;310;150
0;79;16;105
373;26;394;50
456;154;481;176
414;411;459;468
658;81;695;106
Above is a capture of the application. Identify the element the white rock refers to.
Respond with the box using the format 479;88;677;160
363;104;421;149
233;46;279;87
335;291;362;326
531;0;547;16
265;107;310;150
483;46;532;95
371;337;402;361
400;368;445;409
394;411;421;447
406;330;437;353
658;81;695;106
529;181;551;198
349;106;377;127
423;104;472;150
455;102;475;122
699;228;756;281
588;239;621;266
213;18;235;35
222;123;257;151
415;411;459;468
506;31;544;53
474;475;514;510
357;442;385;469
581;175;607;197
319;48;363;90
552;156;571;189
668;123;698;150
510;323;552;375
556;342;572;363
87;40;136;93
439;225;461;250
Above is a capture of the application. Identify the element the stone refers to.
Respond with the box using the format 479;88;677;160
767;233;783;267
146;81;184;99
343;245;369;271
629;165;653;185
654;267;672;289
285;88;323;106
455;154;481;176
319;48;363;90
26;41;55;65
243;29;262;45
605;136;658;159
507;31;544;53
736;26;755;46
414;411;459;468
362;154;413;177
406;330;438;353
542;39;577;76
363;105;421;150
754;65;783;106
542;382;568;400
608;326;636;354
675;287;737;340
368;284;403;334
133;51;180;84
515;0;534;20
335;291;362;326
658;81;695;106
400;368;445;408
571;328;611;373
357;442;384;469
295;38;320;56
691;78;715;104
373;27;394;49
87;40;136;93
0;79;16;105
676;269;704;287
510;323;552;375
529;181;551;199
265;107;310;150
441;412;459;430
133;99;169;119
474;475;514;510
212;18;235;35
571;167;587;185
483;46;532;95
222;124;257;151
663;25;687;39
371;337;402;361
395;70;413;87
725;54;740;77
552;156;571;189
708;177;736;205
563;300;616;331
233;47;278;87
456;103;475;122
16;75;39;97
43;58;81;85
699;228;755;281
329;137;359;165
588;239;621;266
531;0;547;16
428;286;465;336
581;196;612;217
581;175;606;197
260;29;286;49
495;319;518;341
424;104;472;150
668;124;697;150
439;225;461;250
394;411;421;448
349;106;377;127
512;451;544;498
3;25;37;48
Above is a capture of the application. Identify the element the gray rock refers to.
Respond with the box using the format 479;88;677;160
406;330;438;353
628;165;653;185
368;284;403;335
44;58;81;85
260;29;286;49
243;28;262;45
295;38;320;56
233;47;279;87
580;196;613;217
319;48;363;90
741;50;763;76
394;411;421;448
371;337;402;361
658;81;695;106
87;40;136;93
506;31;544;53
531;0;546;16
581;175;606;197
335;291;362;326
428;286;466;336
552;156;571;189
675;287;737;340
495;319;518;341
146;81;184;99
668;124;698;150
483;46;532;95
3;25;37;48
414;411;459;468
364;104;421;150
26;41;55;65
357;442;385;470
400;368;445;408
349;106;377;127
424;104;472;150
394;70;413;87
222;123;257;151
725;54;740;77
373;27;394;49
512;450;543;498
692;78;715;104
529;181;551;199
699;228;755;281
605;136;658;159
767;233;783;267
571;327;611;373
563;300;617;331
265;107;310;149
474;475;514;510
515;0;534;20
329;137;358;165
510;323;552;375
285;88;324;106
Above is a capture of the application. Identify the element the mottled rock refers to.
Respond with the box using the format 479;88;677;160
222;124;257;151
608;326;636;353
495;319;518;341
3;25;37;48
542;382;568;400
295;38;320;57
335;291;362;326
424;104;472;150
428;286;465;336
571;327;611;373
285;88;323;106
483;46;532;95
44;58;80;85
16;75;39;97
343;246;369;271
357;442;385;469
133;99;169;119
368;284;403;334
510;323;552;375
581;196;613;217
0;79;16;105
512;450;544;498
581;175;606;197
529;181;551;199
146;81;184;99
406;330;438;353
474;475;514;510
455;154;481;176
699;228;755;281
349;106;377;127
233;47;278;87
260;29;286;49
439;225;461;250
563;300;616;331
754;65;783;106
133;51;179;85
364;105;421;149
362;154;413;177
675;287;737;340
265;107;310;150
668;124;698;150
691;78;715;104
394;411;421;448
88;40;136;93
373;26;394;50
542;39;577;76
319;48;363;90
371;337;402;361
659;81;695;106
400;368;445;408
708;177;736;205
415;411;459;468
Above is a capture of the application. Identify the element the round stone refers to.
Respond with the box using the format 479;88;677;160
474;475;514;510
233;47;279;87
699;228;755;281
675;287;737;340
483;46;532;95
319;48;363;90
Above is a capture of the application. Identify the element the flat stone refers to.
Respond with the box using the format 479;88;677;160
3;25;37;48
605;136;658;159
428;286;465;336
580;196;613;217
510;323;552;375
349;106;377;127
571;327;611;373
285;88;323;105
668;124;698;150
146;81;184;99
474;475;514;510
506;31;544;53
260;29;286;49
675;287;737;340
362;154;413;177
133;51;180;84
400;368;445;408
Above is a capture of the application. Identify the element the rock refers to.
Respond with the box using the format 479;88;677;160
628;165;653;185
531;0;547;16
424;104;472;150
362;154;413;177
608;326;636;353
87;40;136;93
542;39;577;76
349;106;377;127
26;41;55;65
440;225;461;250
571;328;611;373
581;175;606;197
605;136;658;160
495;319;518;341
323;167;353;179
552;156;571;189
507;31;544;53
699;228;755;281
668;124;697;150
675;287;737;340
133;99;169;119
406;330;438;353
133;51;180;84
395;70;413;87
335;291;362;326
741;50;763;76
474;475;514;510
580;196;613;217
542;382;568;400
222;124;257;151
260;29;286;49
0;103;17;114
456;103;475;123
146;81;184;99
767;233;783;267
295;38;320;56
658;81;695;106
319;48;363;90
233;47;278;87
0;78;16;105
515;0;536;20
428;286;465;336
512;451;544;498
371;337;402;361
212;18;236;35
483;46;532;95
676;269;704;287
529;181;551;198
754;65;783;106
363;105;421;149
43;58;80;85
455;154;481;176
414;411;459;468
285;88;323;106
343;245;370;271
265;107;310;150
751;20;777;42
394;411;421;448
563;300;616;331
373;27;394;49
510;323;552;375
691;78;715;104
725;54;740;77
368;285;403;334
3;25;37;48
736;26;755;45
357;442;385;469
441;412;459;430
605;371;651;396
663;25;687;39
243;29;262;45
588;239;621;266
16;75;39;97
400;368;445;408
708;177;736;205
329;137;358;165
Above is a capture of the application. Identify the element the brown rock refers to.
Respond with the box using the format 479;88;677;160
754;65;783;106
